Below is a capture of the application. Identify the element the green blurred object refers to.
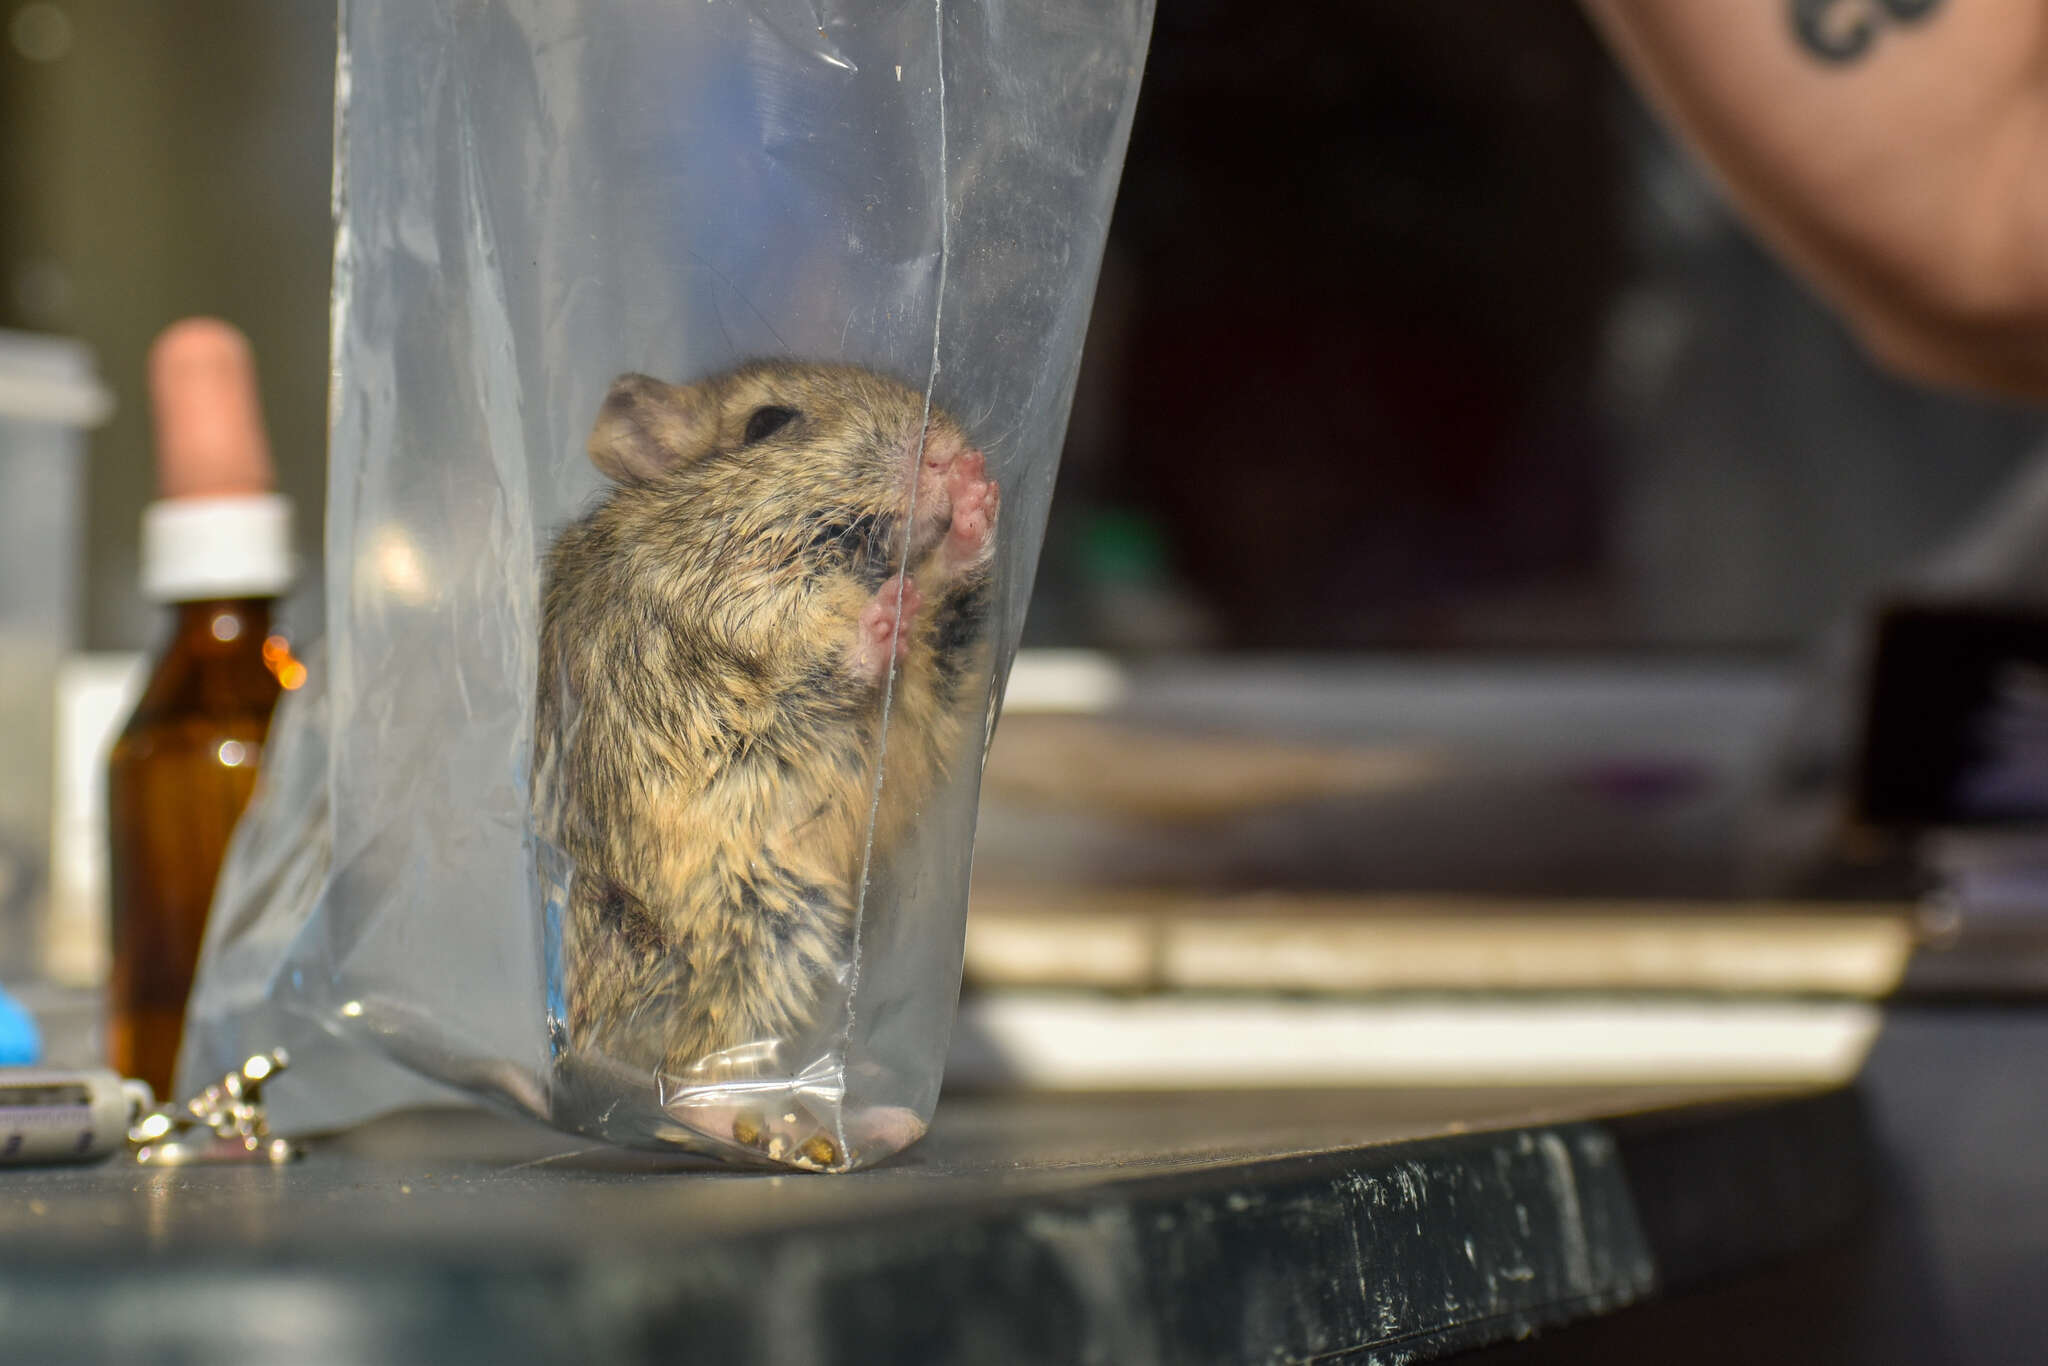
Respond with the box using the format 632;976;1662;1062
1078;507;1171;586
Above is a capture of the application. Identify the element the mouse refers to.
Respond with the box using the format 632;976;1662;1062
532;359;999;1166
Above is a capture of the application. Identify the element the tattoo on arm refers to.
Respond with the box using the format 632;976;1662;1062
1791;0;1945;65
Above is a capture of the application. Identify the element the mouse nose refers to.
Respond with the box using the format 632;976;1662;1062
910;433;984;517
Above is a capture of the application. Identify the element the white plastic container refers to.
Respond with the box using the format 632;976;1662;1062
0;330;111;983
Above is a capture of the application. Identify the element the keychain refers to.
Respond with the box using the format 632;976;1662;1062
0;1049;301;1168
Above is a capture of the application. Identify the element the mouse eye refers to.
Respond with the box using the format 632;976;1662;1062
742;405;799;445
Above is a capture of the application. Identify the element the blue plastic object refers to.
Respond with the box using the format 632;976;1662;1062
0;984;41;1065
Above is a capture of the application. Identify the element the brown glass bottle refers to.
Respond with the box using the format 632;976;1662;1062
106;598;284;1095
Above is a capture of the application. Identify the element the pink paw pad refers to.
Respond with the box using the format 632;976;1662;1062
943;451;999;568
851;575;924;681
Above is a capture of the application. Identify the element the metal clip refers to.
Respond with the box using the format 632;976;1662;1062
129;1049;303;1166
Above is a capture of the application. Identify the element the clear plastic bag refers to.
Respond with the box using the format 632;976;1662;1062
179;0;1152;1169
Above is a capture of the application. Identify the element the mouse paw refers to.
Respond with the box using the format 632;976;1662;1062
850;575;923;683
941;450;999;576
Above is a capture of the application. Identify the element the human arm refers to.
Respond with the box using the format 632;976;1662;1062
1581;0;2048;398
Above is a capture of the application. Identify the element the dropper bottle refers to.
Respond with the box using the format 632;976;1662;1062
105;319;298;1096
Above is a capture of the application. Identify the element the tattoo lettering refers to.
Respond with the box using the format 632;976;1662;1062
1791;0;1945;65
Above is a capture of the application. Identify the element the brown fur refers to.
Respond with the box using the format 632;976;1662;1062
533;360;997;1082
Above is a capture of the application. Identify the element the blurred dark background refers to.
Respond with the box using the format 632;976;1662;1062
2;0;2040;656
1030;0;2045;654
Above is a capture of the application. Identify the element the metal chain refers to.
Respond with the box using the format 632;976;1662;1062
127;1048;302;1166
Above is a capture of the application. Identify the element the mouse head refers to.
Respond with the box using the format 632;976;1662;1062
588;360;977;567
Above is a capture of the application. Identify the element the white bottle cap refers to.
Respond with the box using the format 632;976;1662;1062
140;493;294;603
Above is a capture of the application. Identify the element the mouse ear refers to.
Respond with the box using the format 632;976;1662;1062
587;373;717;484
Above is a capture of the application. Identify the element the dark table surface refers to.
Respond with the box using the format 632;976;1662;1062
0;1081;1867;1365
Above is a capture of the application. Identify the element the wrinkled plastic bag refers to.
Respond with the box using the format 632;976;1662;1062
180;0;1152;1169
